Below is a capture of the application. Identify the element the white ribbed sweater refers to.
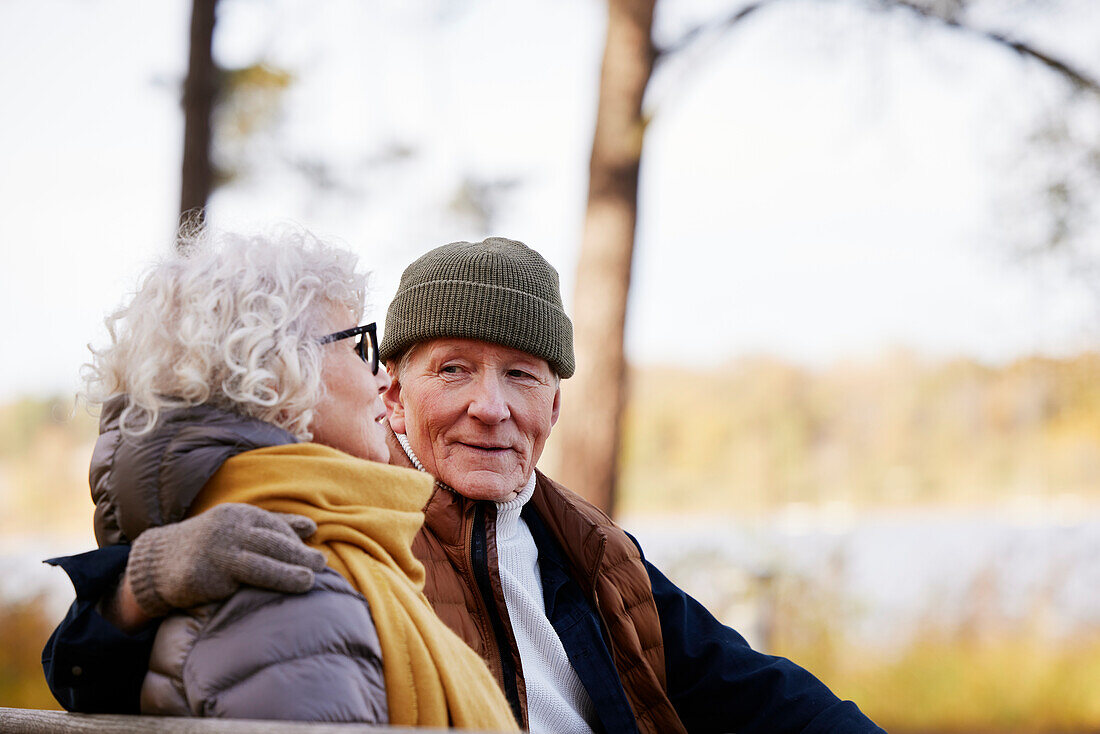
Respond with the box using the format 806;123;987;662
496;477;595;733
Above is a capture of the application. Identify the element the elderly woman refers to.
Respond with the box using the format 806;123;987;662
81;228;516;729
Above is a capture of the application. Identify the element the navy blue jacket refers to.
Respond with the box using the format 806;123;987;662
42;546;155;713
44;519;882;732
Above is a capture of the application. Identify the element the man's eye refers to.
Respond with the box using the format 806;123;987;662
507;369;534;380
440;365;463;374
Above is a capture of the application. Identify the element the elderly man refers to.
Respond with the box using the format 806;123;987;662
45;238;883;733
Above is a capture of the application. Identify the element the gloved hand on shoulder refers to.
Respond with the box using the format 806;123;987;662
125;503;328;617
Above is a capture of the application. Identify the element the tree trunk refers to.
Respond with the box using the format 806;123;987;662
553;0;656;515
179;0;218;231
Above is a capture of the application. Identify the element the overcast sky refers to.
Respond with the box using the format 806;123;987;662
2;0;1099;402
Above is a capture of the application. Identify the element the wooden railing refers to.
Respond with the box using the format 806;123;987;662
0;708;492;734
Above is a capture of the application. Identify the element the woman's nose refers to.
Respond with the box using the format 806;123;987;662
375;365;392;394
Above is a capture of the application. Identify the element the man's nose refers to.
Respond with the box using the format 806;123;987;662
468;375;510;424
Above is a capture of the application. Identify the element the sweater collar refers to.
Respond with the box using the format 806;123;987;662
495;473;536;541
395;431;427;472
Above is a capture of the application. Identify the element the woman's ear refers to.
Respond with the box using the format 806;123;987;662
383;370;406;435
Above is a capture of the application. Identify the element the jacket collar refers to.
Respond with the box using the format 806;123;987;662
91;395;297;546
530;470;612;589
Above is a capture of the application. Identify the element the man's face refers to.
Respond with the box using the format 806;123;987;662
384;338;560;502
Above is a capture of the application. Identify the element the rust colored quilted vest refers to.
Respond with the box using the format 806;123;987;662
389;432;687;734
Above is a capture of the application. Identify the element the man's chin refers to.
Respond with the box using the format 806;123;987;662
447;469;524;503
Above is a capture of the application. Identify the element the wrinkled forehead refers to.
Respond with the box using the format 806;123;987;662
387;341;564;393
396;337;554;373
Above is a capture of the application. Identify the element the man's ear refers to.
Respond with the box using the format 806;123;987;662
383;364;406;435
549;385;561;428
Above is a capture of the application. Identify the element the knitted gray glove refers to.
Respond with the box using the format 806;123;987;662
125;503;328;617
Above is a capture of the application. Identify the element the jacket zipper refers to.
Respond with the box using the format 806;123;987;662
470;503;524;725
588;534;610;643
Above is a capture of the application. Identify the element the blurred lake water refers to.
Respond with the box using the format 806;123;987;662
624;500;1100;652
0;536;92;619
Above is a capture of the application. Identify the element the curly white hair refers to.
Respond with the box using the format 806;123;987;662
83;226;367;439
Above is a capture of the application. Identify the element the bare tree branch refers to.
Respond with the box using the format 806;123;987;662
654;0;781;63
881;0;1100;97
646;0;787;119
649;0;1100;121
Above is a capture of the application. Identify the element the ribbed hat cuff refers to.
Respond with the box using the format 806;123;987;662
380;279;575;378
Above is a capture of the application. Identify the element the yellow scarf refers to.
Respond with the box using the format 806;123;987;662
191;443;518;731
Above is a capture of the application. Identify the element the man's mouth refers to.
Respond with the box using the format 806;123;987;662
458;442;511;453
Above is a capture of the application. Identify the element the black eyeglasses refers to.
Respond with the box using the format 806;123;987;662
320;322;379;375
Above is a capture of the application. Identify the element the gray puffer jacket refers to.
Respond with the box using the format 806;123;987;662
90;396;388;723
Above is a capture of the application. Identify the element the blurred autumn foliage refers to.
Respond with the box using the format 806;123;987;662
0;397;93;708
0;396;98;542
17;352;1100;527
766;570;1100;733
0;595;62;709
618;351;1100;514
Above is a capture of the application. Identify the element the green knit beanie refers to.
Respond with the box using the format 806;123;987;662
380;237;575;378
